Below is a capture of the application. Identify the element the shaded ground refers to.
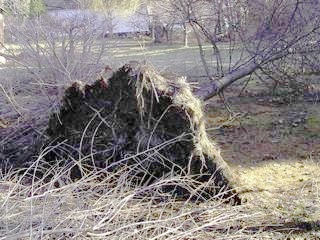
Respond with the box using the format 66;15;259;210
204;85;320;238
206;91;320;166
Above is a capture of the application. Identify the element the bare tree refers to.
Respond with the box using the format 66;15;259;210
0;4;111;100
4;14;108;84
135;1;169;43
0;0;46;53
151;0;320;100
145;0;195;45
168;0;203;47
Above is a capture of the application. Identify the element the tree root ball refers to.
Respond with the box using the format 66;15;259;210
46;62;240;203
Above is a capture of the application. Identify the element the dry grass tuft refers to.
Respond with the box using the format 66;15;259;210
2;142;318;239
1;147;256;240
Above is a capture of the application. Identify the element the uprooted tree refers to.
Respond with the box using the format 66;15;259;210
1;0;319;202
42;1;319;200
40;62;240;202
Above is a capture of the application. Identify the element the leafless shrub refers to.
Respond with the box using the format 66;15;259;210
4;12;109;87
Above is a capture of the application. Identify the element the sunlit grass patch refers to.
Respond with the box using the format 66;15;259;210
237;159;320;191
237;158;320;229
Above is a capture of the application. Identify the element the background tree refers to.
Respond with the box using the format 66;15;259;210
158;0;320;100
139;0;319;99
3;0;30;16
0;2;4;64
78;0;141;35
143;0;197;45
80;0;141;15
144;1;176;43
0;0;46;48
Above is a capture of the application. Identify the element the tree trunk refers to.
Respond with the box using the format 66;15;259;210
195;61;260;100
194;50;294;100
0;12;3;45
151;20;156;42
154;23;163;43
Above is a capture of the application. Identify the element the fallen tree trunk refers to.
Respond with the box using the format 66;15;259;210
194;61;260;100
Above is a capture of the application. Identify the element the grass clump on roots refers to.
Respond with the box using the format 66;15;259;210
40;62;239;202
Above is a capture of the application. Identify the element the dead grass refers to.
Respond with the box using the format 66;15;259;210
0;148;319;239
0;149;252;240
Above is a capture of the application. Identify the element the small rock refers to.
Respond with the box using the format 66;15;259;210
278;119;284;124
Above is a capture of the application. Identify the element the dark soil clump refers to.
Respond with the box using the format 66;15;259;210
2;63;240;203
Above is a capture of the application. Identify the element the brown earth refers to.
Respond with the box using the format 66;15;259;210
203;86;320;236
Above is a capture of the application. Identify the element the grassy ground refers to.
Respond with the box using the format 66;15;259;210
205;86;320;238
0;39;320;239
